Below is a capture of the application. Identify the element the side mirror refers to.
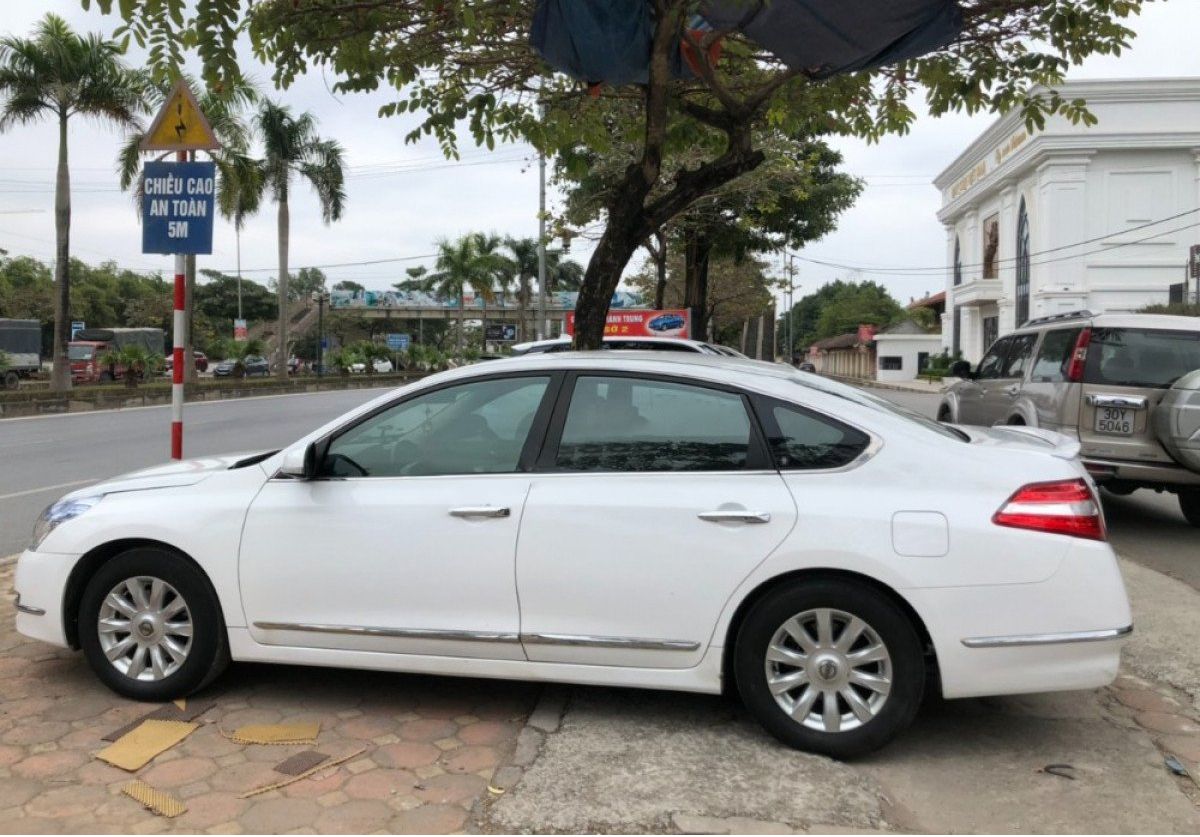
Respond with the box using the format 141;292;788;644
949;360;973;379
278;444;316;479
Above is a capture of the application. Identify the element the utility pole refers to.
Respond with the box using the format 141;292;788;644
236;226;243;322
536;146;548;341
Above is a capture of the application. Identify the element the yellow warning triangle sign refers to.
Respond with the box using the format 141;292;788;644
140;79;220;152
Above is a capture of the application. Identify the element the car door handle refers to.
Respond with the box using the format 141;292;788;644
449;506;511;519
1005;385;1019;395
698;510;771;524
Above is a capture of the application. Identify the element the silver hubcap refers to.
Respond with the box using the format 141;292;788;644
764;607;892;733
97;576;193;682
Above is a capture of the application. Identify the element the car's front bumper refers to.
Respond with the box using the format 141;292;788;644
13;549;75;648
909;537;1132;699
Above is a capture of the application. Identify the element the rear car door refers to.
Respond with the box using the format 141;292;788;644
956;337;1012;425
1080;326;1200;463
514;372;797;669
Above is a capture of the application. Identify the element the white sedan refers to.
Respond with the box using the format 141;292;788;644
14;354;1132;757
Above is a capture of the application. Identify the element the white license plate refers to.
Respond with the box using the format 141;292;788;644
1094;407;1135;435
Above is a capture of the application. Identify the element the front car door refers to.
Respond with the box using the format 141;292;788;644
955;337;1012;425
239;373;559;659
1024;328;1082;431
514;372;797;669
980;333;1037;424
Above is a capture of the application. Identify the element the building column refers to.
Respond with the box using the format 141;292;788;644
963;209;981;284
997;182;1018;332
1035;153;1093;317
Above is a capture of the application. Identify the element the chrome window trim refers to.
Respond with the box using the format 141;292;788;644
521;633;701;652
961;625;1132;649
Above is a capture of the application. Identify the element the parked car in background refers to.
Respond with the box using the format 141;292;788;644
16;354;1131;757
938;311;1200;525
0;318;41;389
212;355;270;378
68;328;165;385
511;336;746;357
163;351;209;374
349;358;395;374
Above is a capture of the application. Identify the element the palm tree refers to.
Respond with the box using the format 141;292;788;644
503;237;538;342
0;14;145;390
117;75;261;383
253;100;346;378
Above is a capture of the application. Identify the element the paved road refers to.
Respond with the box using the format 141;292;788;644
871;386;1200;592
0;387;393;557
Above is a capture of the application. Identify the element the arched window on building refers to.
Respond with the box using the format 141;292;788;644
953;236;962;286
1015;198;1030;326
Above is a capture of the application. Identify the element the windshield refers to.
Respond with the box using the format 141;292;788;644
792;375;968;442
1085;327;1200;388
68;345;94;361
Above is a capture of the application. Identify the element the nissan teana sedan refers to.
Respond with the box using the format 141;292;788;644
14;354;1132;757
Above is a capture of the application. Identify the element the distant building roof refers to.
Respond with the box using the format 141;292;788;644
811;332;863;350
878;318;931;336
908;291;945;310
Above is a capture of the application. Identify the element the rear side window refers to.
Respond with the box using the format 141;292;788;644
1000;334;1037;378
1085;328;1200;388
1030;329;1081;383
766;403;871;470
975;338;1011;380
555;376;752;471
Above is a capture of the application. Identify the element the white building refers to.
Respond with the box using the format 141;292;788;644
936;78;1200;362
874;320;944;383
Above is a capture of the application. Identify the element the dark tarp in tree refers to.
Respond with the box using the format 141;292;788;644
699;0;963;79
530;0;656;86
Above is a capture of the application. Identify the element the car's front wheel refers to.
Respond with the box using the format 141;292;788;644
734;578;924;759
1179;488;1200;527
78;547;229;701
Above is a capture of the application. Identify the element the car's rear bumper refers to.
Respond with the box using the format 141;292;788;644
13;549;74;648
1082;456;1200;487
908;537;1132;699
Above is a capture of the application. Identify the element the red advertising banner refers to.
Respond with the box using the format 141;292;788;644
564;308;690;339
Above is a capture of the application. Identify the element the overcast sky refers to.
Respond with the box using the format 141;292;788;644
0;1;1197;309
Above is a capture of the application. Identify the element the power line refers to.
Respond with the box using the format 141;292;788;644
791;206;1200;276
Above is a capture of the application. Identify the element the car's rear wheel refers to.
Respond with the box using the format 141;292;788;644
734;578;924;758
936;405;953;423
1179;488;1200;528
78;547;228;701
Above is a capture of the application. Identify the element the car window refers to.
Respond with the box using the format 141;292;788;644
1000;334;1037;379
975;338;1011;380
767;403;871;470
555;376;752;472
1084;328;1200;388
1030;328;1081;383
322;376;550;477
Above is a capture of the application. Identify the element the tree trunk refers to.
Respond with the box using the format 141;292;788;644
457;288;465;352
683;231;713;342
652;231;668;310
275;190;290;379
517;276;531;343
50;114;71;392
184;254;197;383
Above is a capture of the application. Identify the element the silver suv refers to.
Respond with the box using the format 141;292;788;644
939;311;1200;526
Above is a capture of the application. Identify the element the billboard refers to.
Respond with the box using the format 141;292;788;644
564;309;690;339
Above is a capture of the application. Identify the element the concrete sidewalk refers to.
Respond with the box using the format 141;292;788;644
823;374;950;395
485;557;1200;834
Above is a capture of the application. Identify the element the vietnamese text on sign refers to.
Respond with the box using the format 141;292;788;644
142;161;217;255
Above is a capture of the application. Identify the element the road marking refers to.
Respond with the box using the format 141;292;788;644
0;479;97;502
0;385;396;423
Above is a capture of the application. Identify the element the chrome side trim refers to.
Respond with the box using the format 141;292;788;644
253;622;520;644
520;632;701;652
14;594;45;616
1087;394;1148;410
961;625;1132;649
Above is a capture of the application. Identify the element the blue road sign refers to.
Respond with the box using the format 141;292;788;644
70;321;86;340
387;333;411;351
142;161;216;255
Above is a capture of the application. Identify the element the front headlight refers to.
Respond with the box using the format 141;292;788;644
30;495;103;551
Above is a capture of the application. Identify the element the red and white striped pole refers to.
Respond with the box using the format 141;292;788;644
170;149;186;460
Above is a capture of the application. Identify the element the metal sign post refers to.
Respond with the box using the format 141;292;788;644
139;80;221;460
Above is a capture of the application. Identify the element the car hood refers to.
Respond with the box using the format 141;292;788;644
959;424;1082;461
60;451;272;500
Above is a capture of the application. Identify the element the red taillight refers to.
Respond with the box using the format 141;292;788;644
993;478;1106;541
1066;327;1091;382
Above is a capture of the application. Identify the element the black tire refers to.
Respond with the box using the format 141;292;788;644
1102;482;1137;497
1180;488;1200;528
78;547;229;701
99;371;114;383
734;578;924;759
2;370;18;390
936;405;953;423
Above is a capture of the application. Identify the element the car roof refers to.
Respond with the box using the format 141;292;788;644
1016;311;1200;333
511;335;715;352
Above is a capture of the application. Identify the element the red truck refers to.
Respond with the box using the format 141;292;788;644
69;328;165;385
